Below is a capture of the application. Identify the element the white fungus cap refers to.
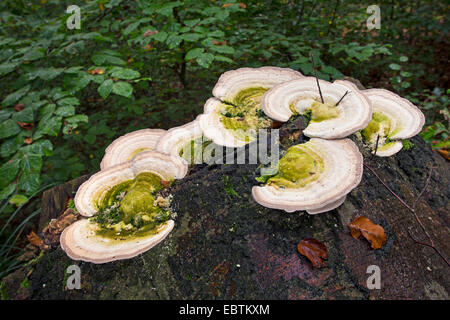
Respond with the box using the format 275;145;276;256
252;138;363;214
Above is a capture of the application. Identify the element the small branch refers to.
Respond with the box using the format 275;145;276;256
371;134;380;160
335;90;349;106
364;163;449;267
413;165;435;210
310;53;324;103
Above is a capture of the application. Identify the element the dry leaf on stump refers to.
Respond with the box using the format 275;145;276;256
348;216;386;249
297;238;328;268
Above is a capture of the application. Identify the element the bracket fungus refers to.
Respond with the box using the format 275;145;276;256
360;89;425;157
61;151;187;263
155;117;213;164
198;67;303;147
100;129;166;170
252;138;363;214
262;78;372;139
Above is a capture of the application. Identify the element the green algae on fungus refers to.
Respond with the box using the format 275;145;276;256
262;78;373;139
310;101;339;122
261;144;325;189
220;87;273;141
179;137;213;164
127;147;152;160
252;138;363;214
361;111;403;151
92;172;172;240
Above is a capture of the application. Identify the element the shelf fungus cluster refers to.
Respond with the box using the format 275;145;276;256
199;67;303;147
62;65;425;263
359;89;425;157
61;152;187;263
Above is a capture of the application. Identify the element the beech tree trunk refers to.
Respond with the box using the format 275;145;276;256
3;82;449;300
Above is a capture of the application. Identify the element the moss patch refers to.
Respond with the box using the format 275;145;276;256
91;172;172;240
266;143;324;188
310;101;340;122
220;87;272;141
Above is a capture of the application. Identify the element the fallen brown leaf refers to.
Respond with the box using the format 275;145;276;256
144;30;158;37
88;67;104;75
161;180;170;187
17;122;34;131
348;216;386;250
297;238;328;268
14;104;25;112
436;149;449;161
222;3;233;8
26;231;43;247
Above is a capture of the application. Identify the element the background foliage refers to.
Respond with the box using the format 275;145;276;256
0;0;448;277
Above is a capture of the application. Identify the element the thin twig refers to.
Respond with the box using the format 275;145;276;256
413;166;435;209
364;163;449;267
371;134;380;160
310;53;324;103
335;90;349;106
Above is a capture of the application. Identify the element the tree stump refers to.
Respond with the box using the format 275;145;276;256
19;114;448;300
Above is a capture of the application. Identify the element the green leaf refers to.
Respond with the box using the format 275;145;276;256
57;97;80;107
39;104;56;118
196;53;214;68
12;107;34;123
182;33;203;42
401;82;411;89
185;19;200;27
9;194;28;206
112;81;133;98
84;134;96;144
65;114;88;124
22;47;45;61
0;133;25;158
153;31;168;42
389;63;401;71
214;55;233;63
98;79;114;98
166;34;182;49
399;56;409;62
30;139;53;156
55;105;75;117
20;150;43;173
0;62;18;76
0;184;16;201
156;1;183;16
0;159;20;189
0;119;21;139
0;109;11;122
210;45;235;54
123;21;141;36
400;71;412;77
35;116;62;137
111;68;141;80
92;54;126;66
35;68;64;81
2;85;31;107
18;172;41;195
185;48;204;60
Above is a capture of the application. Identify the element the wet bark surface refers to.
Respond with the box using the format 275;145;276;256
12;114;447;300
